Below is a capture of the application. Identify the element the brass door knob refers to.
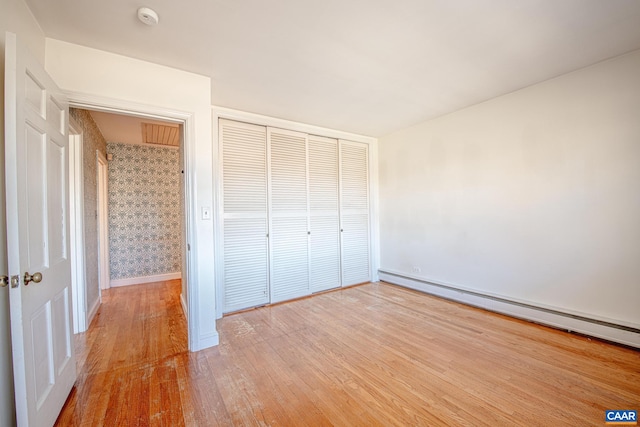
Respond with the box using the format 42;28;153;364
0;276;8;287
24;272;42;286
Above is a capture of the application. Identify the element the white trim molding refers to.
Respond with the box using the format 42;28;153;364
212;106;378;143
180;293;188;318
64;91;210;351
66;92;190;125
68;120;87;334
379;270;640;349
193;331;220;351
87;297;101;328
110;272;182;288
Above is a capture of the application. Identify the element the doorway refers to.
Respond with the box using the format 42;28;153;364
69;107;190;339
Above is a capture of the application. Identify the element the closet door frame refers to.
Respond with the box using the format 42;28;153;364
213;107;379;319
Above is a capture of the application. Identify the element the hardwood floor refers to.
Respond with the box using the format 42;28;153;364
55;280;640;426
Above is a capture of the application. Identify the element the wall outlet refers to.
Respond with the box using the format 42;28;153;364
412;266;421;274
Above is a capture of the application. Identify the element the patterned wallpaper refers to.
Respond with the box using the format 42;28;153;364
107;143;182;280
69;108;107;309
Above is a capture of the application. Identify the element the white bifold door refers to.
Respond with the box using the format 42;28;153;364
268;128;310;303
339;140;371;286
220;119;371;313
308;136;341;293
220;120;270;312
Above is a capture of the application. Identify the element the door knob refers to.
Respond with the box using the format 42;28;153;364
24;272;42;286
0;276;8;287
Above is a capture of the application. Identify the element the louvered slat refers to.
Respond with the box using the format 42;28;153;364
308;136;341;292
221;119;269;312
310;216;341;291
271;217;309;302
340;214;370;285
340;141;370;286
223;125;268;213
268;128;310;302
270;131;307;212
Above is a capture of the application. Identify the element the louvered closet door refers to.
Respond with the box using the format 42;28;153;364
220;119;269;313
268;128;310;303
340;140;371;286
308;136;341;292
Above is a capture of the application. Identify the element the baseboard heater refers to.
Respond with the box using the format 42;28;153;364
378;270;640;349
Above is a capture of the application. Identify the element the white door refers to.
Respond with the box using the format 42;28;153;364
308;135;341;293
4;32;76;427
268;127;310;303
220;119;270;312
339;140;371;286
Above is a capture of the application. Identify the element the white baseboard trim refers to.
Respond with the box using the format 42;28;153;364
180;293;188;318
378;270;640;349
110;272;181;288
87;297;100;327
191;331;220;352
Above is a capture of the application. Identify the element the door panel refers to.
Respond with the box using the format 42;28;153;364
268;128;310;303
308;136;341;292
309;215;341;292
339;141;371;286
25;124;48;268
31;302;54;408
270;216;309;302
52;288;72;375
5;32;76;427
48;141;67;264
220;119;269;312
223;217;269;311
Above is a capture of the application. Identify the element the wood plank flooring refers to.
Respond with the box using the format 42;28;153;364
55;280;640;426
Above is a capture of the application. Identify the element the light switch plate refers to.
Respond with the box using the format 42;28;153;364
202;206;211;220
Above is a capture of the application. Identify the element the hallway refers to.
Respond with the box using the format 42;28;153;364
55;280;187;425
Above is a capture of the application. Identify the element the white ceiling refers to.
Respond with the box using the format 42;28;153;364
26;0;640;137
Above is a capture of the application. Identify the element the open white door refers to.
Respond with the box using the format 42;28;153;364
4;32;76;427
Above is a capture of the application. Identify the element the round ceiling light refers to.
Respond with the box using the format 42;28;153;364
137;7;159;26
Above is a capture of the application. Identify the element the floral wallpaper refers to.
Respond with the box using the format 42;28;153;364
107;143;182;280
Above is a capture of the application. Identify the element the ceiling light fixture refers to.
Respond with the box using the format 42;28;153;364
137;7;159;26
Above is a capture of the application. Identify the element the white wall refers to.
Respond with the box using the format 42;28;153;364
379;50;640;329
45;39;218;350
0;0;46;423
